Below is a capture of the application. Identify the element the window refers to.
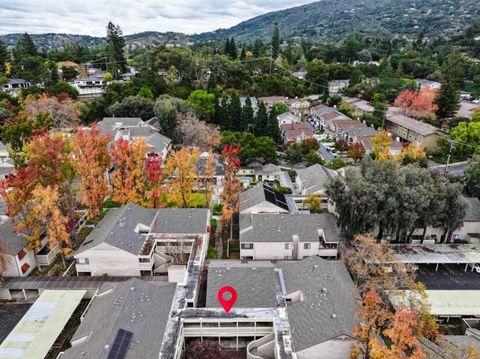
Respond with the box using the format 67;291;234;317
304;243;311;250
285;243;293;250
17;249;27;260
21;263;30;273
75;258;89;265
241;243;254;250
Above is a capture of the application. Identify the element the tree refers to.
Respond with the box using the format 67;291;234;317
241;97;255;132
0;41;9;74
164;147;200;208
439;183;467;243
177;112;220;150
450;121;480;158
0;240;11;279
221;144;241;240
348;142;366;163
187;90;216;121
153;95;184;139
272;22;280;59
227;91;242;131
285;144;304;166
145;156;165;208
464;157;480;199
48;80;79;99
71;125;111;219
106;22;126;79
394;87;439;120
266;108;281;142
110;138;147;205
203;150;217;207
303;194;323;213
306;59;329;95
107;95;154;121
372;131;392;160
400;143;427;166
221;131;277;165
13;33;37;62
253;101;269;136
304;150;324;166
435;50;464;119
24;93;80;128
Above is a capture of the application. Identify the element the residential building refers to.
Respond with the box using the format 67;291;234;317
258;96;289;109
73;203;210;277
415;79;442;91
239;96;259;112
256;164;281;182
281;122;314;144
385;113;443;151
310;105;337;127
456;101;479;119
278;112;301;125
329;80;350;95
73;76;107;98
295;164;337;196
358;136;404;156
277;257;357;359
288;99;311;116
239;213;340;260
2;78;31;96
61;279;176;359
239;184;290;214
98;117;172;160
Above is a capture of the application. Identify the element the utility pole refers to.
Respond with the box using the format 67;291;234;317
444;140;453;175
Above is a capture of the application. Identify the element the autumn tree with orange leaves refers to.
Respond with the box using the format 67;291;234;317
110;138;147;205
145;155;165;208
71;124;111;218
372;131;392;160
348;142;366;164
221;144;241;240
394;86;439;120
164;147;201;208
202;151;217;207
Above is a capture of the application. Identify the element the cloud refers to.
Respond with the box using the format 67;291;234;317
0;0;315;36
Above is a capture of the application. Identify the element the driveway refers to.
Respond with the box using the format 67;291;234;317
319;143;335;161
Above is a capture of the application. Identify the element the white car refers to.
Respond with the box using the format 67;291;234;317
473;264;480;274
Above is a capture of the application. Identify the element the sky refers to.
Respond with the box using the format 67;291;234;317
0;0;315;36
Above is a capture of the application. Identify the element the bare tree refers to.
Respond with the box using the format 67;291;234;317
177;112;220;151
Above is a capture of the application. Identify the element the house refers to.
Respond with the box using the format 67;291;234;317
358;136;404;156
415;79;442;91
2;78;31;95
73;76;106;88
456;101;479;119
288;98;311;116
296;164;337;196
73;203;210;277
310;105;337;127
351;99;375;114
61;279;176;359
258;96;288;109
239;213;340;260
277;257;357;358
277;112;301;125
329;80;350;95
239;96;259;112
385;113;443;151
239;184;290;214
256;164;281;182
98;117;172;160
281;122;314;144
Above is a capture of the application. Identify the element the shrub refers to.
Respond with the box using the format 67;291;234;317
212;204;223;216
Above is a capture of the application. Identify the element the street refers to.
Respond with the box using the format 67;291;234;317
428;160;470;176
319;142;335;161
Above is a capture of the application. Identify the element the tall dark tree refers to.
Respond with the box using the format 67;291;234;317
224;38;231;57
267;106;281;143
241;97;255;132
13;33;37;62
253;101;269;136
228;91;242;131
105;22;126;79
0;41;9;74
272;22;280;58
230;38;237;60
464;157;480;200
253;39;265;58
240;48;246;61
435;50;464;119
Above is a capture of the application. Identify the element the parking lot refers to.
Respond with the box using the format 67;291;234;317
416;264;480;290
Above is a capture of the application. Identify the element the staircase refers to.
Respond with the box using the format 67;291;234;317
247;333;275;359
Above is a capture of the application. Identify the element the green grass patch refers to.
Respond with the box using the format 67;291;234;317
210;218;218;231
212;204;223;215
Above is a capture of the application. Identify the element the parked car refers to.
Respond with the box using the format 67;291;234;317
473;264;480;274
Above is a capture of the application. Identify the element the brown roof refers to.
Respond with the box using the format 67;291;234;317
282;123;314;140
323;111;350;121
331;119;366;129
387;114;441;136
281;122;312;131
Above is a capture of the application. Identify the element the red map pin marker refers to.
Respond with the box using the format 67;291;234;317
218;286;237;313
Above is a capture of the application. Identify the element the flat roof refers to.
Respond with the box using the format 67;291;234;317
390;244;480;264
0;290;85;359
391;290;480;316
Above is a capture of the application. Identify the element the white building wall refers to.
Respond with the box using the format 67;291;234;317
2;248;36;277
241;242;294;260
74;243;140;276
240;201;289;214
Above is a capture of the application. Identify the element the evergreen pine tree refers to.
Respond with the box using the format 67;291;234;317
106;22;126;79
224;38;231;57
13;33;37;62
241;97;255;133
228;91;242;131
240;48;246;61
0;41;9;73
230;38;237;59
435;50;464;119
267;107;281;143
254;101;269;136
272;22;280;59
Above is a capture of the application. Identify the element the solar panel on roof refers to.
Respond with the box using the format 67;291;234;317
262;185;290;211
107;329;133;359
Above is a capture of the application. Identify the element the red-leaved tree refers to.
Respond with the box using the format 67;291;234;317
394;86;439;120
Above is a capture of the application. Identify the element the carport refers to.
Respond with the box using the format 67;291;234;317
389;244;480;272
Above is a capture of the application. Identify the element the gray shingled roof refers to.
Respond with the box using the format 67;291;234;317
150;208;209;234
277;257;357;351
75;204;157;256
206;260;280;308
239;184;289;212
463;197;480;222
75;205;209;256
240;213;338;243
0;215;27;255
386;114;440;136
61;278;176;359
296;164;337;194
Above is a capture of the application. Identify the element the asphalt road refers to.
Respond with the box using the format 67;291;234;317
319;143;335;161
428;160;469;177
416;264;480;290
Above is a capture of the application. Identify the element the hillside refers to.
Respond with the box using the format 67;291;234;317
193;0;480;43
0;31;191;51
